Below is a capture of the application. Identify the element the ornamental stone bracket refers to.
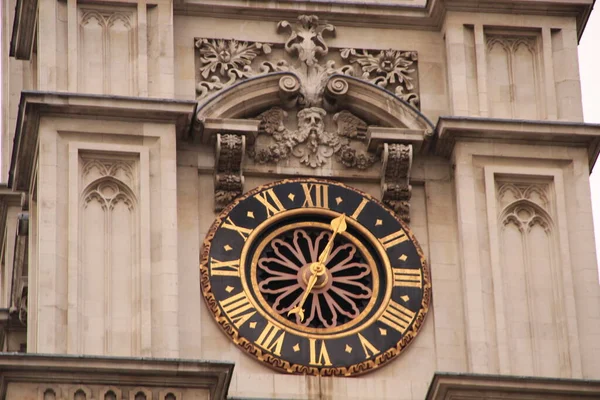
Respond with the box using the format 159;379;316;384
368;127;423;224
208;119;260;211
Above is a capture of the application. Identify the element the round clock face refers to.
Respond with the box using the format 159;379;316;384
200;178;430;376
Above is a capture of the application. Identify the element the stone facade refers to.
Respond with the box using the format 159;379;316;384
1;0;600;399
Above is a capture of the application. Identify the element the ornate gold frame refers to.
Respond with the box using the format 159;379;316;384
200;177;431;377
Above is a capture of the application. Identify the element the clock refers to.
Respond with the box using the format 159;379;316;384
200;178;430;376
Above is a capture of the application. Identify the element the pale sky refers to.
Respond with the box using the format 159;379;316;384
579;5;600;276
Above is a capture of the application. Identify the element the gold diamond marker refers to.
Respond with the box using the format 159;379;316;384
399;254;408;262
288;193;295;201
224;244;232;251
225;286;234;293
345;345;352;353
375;219;383;226
379;328;387;336
401;295;410;302
293;343;300;352
247;211;255;219
336;197;343;205
249;322;257;329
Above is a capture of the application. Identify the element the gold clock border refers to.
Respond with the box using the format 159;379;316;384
200;177;432;377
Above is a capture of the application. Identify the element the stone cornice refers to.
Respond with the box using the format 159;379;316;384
9;91;196;192
174;0;594;40
434;116;600;171
0;353;234;400
426;372;600;399
9;0;38;60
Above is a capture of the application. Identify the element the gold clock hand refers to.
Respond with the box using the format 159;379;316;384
288;214;348;322
317;214;347;265
288;265;320;322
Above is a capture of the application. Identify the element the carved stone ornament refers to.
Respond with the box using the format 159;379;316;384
195;15;419;108
195;39;272;100
381;143;413;223
340;48;419;107
248;107;375;169
197;15;422;217
215;134;245;211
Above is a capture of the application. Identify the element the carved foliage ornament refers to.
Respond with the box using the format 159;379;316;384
249;107;375;169
195;15;419;107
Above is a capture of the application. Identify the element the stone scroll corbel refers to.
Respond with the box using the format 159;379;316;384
367;127;424;224
204;119;260;211
381;143;412;224
215;133;245;211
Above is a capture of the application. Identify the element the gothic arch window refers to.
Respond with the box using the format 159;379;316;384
79;175;139;355
79;7;135;95
498;198;567;376
486;34;541;119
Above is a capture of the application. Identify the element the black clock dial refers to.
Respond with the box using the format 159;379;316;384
201;178;430;376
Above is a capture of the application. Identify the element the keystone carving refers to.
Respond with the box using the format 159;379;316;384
381;143;413;223
278;15;335;66
215;134;245;211
249;107;375;169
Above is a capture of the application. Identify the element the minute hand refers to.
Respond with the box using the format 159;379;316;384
317;214;347;264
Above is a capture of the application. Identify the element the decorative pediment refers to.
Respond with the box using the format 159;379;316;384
194;15;420;108
193;15;436;222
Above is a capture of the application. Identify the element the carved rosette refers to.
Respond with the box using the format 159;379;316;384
195;38;272;100
340;48;419;107
215;134;245;211
381;144;413;223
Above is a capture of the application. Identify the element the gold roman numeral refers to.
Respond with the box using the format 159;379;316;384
210;258;240;277
379;229;409;249
219;291;256;329
378;299;415;334
392;268;422;288
350;198;368;219
309;338;332;366
301;183;329;209
222;217;253;242
357;333;380;359
254;189;286;217
255;321;286;356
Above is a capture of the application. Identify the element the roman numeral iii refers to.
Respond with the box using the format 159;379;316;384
392;268;422;288
378;299;416;334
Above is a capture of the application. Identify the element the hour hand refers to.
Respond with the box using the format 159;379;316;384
287;305;305;321
288;267;319;322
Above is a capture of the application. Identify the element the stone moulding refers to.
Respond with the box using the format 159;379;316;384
434;117;600;171
9;91;196;193
194;73;434;142
425;372;600;400
0;353;234;400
